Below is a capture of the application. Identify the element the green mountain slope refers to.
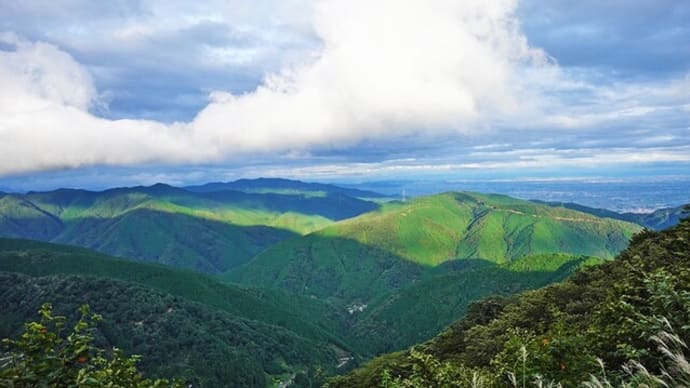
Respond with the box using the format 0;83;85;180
227;234;424;304
23;182;378;232
0;195;64;240
0;193;654;384
0;273;338;387
0;237;612;378
0;180;381;273
230;192;641;304
349;254;603;355
53;208;294;273
0;238;350;351
330;217;690;387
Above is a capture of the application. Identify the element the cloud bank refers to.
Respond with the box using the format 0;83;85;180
0;0;688;179
0;0;549;175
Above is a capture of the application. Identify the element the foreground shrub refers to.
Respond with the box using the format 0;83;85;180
0;303;180;387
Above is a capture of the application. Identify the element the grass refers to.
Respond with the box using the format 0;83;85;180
321;192;639;266
232;191;640;306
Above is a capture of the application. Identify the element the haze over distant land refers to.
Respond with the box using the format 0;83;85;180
338;177;690;213
0;1;688;197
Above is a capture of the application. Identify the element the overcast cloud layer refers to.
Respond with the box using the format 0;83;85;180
0;0;688;185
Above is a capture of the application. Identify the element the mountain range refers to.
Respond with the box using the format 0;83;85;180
0;180;379;273
230;191;640;303
0;178;687;386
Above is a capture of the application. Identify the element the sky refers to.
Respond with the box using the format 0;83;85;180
0;0;689;191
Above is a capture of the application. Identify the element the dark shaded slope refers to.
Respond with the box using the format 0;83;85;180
0;238;350;350
349;254;603;355
53;208;295;273
0;196;64;240
228;234;424;305
0;272;338;388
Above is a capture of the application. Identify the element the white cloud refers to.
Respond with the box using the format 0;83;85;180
0;0;688;177
0;34;200;173
191;0;551;151
0;33;95;110
0;0;550;175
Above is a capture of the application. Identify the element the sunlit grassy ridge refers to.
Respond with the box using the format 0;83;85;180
24;185;346;233
231;191;641;304
320;192;638;265
0;180;380;273
226;191;640;356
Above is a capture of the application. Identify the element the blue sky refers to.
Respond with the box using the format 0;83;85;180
0;0;688;191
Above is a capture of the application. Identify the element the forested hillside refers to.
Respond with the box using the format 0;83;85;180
0;272;339;387
0;239;361;386
0;238;350;350
330;214;690;387
348;254;603;355
0;238;611;365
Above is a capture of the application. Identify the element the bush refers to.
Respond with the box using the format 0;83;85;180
0;303;180;387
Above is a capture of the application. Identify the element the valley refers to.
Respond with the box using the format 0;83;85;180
0;178;687;386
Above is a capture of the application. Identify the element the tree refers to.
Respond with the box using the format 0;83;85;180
0;303;180;387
